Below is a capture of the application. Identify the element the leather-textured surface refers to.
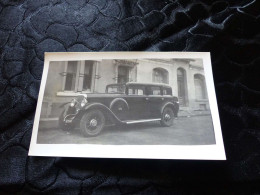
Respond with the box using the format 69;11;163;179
0;0;259;194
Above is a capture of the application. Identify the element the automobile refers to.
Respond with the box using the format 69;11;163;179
59;82;179;136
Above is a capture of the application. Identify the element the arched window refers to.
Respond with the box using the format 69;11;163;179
177;68;188;106
152;68;169;84
194;74;207;99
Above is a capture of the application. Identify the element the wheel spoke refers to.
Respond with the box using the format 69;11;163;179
80;110;105;136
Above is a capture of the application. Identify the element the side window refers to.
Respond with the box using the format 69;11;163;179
163;87;172;96
147;86;161;95
137;89;144;95
107;86;118;93
128;86;145;95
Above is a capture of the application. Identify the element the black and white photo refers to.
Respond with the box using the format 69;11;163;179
29;52;226;160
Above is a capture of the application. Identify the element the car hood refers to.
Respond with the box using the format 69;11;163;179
77;93;124;99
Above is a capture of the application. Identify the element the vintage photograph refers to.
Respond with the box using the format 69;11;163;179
29;52;225;160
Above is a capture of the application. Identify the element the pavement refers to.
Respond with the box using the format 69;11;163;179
178;110;211;117
37;115;216;145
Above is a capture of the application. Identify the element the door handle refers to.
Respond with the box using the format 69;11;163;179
161;98;164;100
145;97;149;100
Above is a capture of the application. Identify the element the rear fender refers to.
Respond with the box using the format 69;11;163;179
161;102;175;114
109;98;129;110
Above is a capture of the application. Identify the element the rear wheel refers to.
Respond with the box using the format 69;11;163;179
80;110;105;136
160;107;174;127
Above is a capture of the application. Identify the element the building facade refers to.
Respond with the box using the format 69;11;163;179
41;59;209;119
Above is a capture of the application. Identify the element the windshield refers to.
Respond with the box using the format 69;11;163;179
106;85;125;93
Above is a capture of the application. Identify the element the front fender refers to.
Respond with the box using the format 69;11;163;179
81;103;125;124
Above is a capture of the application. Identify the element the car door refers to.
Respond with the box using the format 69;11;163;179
145;85;164;118
124;85;148;120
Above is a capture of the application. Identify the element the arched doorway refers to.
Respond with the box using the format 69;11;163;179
194;74;207;99
152;68;169;84
177;68;188;106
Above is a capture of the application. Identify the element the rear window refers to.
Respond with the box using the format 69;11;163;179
163;87;172;95
147;86;161;95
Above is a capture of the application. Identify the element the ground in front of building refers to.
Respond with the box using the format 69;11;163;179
37;115;216;145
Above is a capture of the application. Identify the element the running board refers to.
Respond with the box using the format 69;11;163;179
123;118;161;124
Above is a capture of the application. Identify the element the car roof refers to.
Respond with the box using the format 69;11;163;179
106;84;126;87
106;82;171;88
126;82;171;88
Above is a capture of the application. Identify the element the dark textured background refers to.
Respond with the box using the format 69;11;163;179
0;0;260;194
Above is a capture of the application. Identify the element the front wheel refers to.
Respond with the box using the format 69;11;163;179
160;107;174;127
80;110;105;136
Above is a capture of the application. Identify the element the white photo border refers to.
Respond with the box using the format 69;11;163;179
29;52;226;160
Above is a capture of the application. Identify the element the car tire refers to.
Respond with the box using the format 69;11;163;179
59;111;75;131
160;107;174;127
80;110;105;136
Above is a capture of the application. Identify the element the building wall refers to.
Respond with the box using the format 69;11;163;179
45;61;64;98
95;60;116;93
41;61;72;118
136;59;178;96
174;59;208;111
135;59;209;111
40;59;209;119
115;58;208;111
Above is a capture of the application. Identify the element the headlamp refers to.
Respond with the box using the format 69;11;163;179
70;99;76;107
81;98;87;107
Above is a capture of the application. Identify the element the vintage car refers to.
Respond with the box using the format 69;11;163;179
59;82;179;136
